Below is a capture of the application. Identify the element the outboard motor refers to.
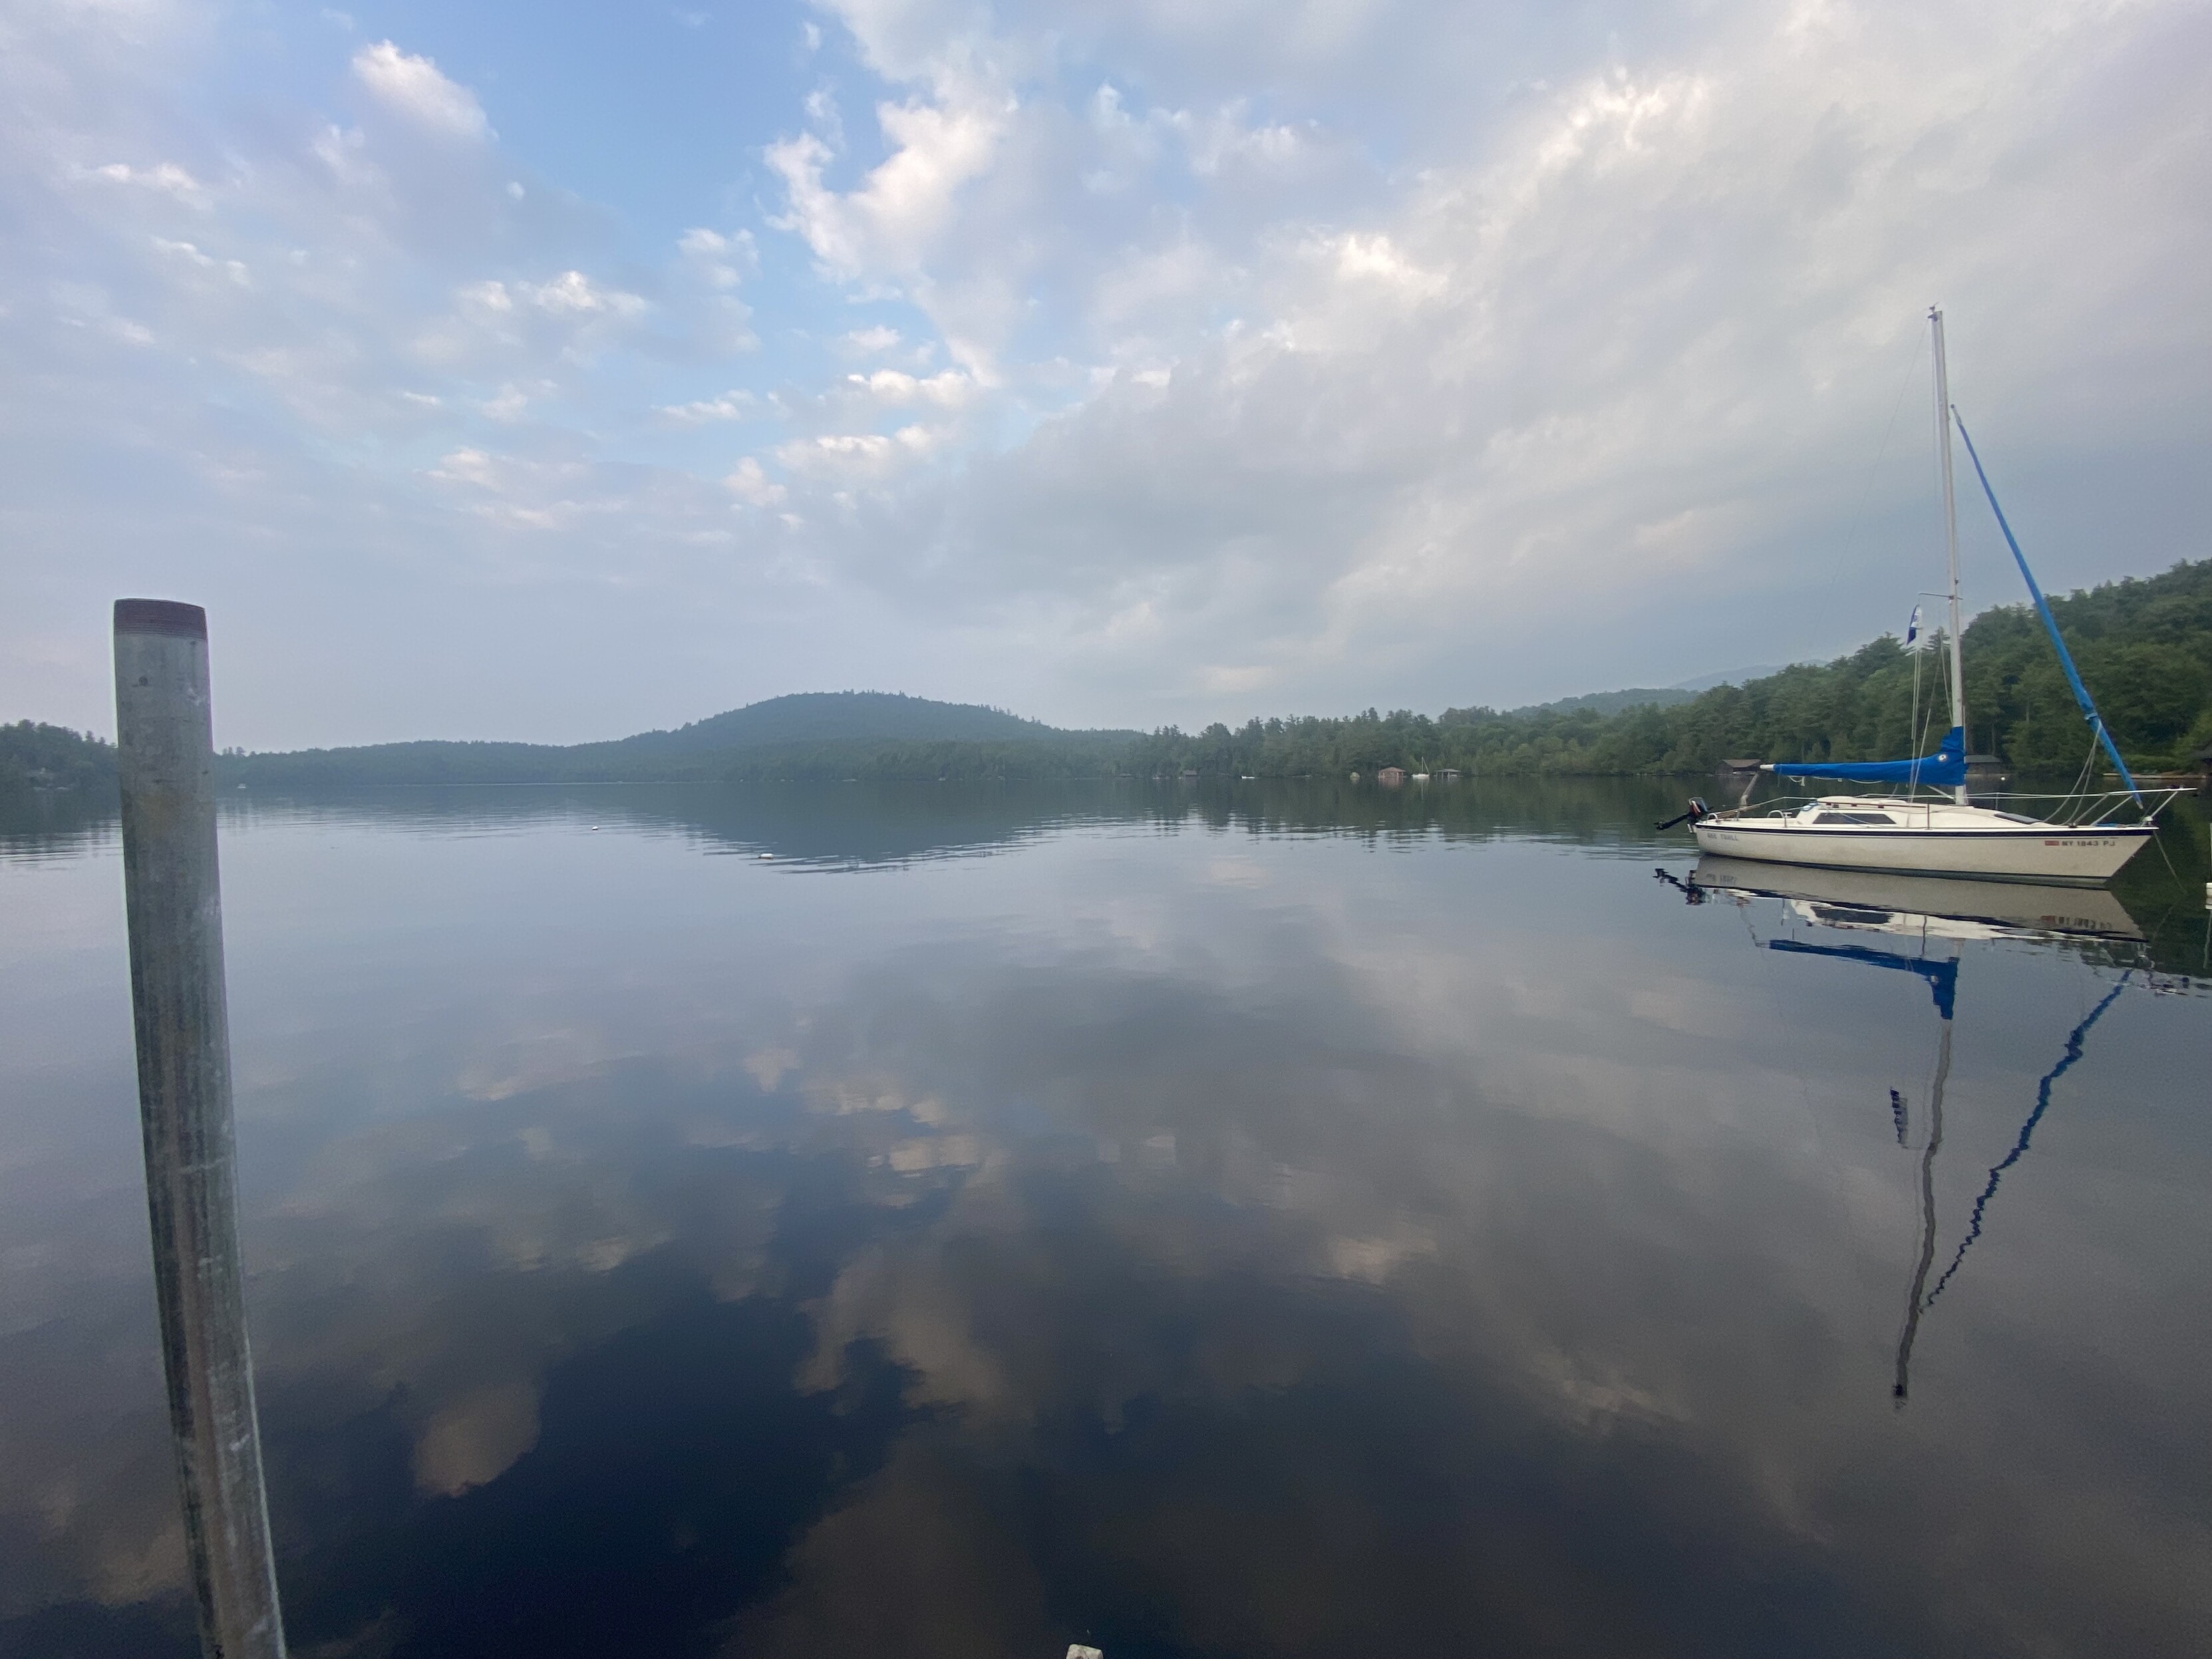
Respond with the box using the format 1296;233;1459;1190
1654;796;1711;832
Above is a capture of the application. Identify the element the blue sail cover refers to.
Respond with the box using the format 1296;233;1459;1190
1767;724;1966;788
1769;938;1958;1020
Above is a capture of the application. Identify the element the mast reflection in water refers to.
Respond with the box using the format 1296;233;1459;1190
1;782;2205;1659
1671;857;2153;1411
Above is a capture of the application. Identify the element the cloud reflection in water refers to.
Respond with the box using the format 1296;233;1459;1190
0;782;2205;1658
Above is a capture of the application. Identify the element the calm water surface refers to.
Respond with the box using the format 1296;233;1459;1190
2;782;2207;1658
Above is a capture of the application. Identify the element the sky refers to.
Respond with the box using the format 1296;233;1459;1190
2;0;2208;748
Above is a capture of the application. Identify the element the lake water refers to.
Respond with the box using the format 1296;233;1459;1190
2;781;2207;1659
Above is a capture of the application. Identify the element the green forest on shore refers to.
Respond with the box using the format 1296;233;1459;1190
1137;557;2212;781
9;559;2209;790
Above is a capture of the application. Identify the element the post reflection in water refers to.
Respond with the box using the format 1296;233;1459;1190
1;783;2207;1659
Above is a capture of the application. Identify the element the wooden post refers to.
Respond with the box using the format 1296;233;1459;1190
113;599;287;1659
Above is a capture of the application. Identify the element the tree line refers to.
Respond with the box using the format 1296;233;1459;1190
7;558;2207;790
0;722;114;792
1128;557;2212;780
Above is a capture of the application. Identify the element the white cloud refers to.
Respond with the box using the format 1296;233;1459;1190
353;41;491;140
768;85;1013;278
460;279;514;314
430;446;496;486
844;368;976;408
1187;103;1305;176
88;160;208;206
726;456;788;505
1326;232;1444;301
802;86;846;148
774;424;941;478
482;383;533;420
677;226;754;289
660;391;760;424
520;270;646;317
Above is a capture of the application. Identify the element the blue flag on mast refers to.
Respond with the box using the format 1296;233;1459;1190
1905;604;1922;649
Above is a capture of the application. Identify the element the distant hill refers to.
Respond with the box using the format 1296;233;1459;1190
619;692;1057;753
211;692;1140;785
1669;665;1789;692
1499;669;1796;718
1509;687;1695;718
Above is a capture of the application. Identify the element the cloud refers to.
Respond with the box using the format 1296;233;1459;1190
726;456;788;506
353;41;492;139
3;0;2209;744
843;369;976;408
661;390;760;424
87;160;208;206
740;0;2212;722
677;227;754;289
520;271;647;317
768;83;1013;279
774;424;943;481
1325;232;1444;301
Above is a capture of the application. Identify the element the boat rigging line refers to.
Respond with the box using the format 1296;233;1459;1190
1920;972;2132;1313
1951;408;2143;806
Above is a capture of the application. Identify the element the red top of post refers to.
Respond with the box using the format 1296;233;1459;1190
115;599;208;639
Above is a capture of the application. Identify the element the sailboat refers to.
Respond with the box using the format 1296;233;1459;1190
1681;310;2171;885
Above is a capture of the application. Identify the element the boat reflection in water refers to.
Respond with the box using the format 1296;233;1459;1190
1659;856;2143;1406
1680;856;2145;947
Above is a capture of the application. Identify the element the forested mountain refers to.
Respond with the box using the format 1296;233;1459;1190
216;693;1138;784
620;691;1061;752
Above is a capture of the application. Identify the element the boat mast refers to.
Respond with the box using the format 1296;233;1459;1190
1931;307;1968;804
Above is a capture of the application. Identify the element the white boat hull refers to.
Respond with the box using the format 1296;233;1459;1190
1692;815;2153;883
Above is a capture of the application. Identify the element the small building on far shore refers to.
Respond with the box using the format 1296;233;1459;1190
1378;766;1408;786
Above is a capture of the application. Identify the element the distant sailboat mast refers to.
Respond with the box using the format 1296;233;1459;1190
1931;307;1969;806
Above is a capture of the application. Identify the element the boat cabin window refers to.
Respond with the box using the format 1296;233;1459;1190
1991;811;2038;824
1812;811;1897;826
